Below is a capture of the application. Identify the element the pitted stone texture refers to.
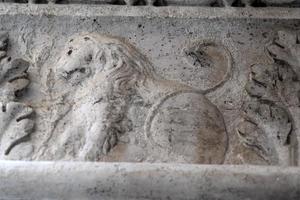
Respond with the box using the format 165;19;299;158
0;4;299;165
0;161;300;200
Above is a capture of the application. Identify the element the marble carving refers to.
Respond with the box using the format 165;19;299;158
0;26;299;166
237;30;300;165
0;32;35;159
0;33;229;164
1;2;300;200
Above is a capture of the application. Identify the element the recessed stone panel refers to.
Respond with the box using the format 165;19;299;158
0;4;299;167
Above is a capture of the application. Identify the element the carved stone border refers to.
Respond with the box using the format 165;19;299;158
1;0;300;7
0;161;299;200
0;4;300;19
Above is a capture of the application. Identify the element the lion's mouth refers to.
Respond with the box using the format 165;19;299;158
60;67;90;86
61;67;87;80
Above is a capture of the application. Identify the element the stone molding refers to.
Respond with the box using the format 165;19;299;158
1;0;300;7
0;4;300;19
0;161;300;200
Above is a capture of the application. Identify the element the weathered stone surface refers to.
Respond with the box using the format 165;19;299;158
0;2;299;200
236;30;300;166
0;31;35;160
0;3;299;166
31;33;228;163
1;161;300;200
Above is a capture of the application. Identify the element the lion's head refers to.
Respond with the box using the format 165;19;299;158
55;33;156;97
50;33;161;159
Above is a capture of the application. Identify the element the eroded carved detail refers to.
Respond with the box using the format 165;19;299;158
237;30;300;165
0;32;34;160
39;33;228;163
183;40;232;91
237;102;292;164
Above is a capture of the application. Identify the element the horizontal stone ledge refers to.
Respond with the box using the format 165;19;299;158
0;3;300;19
0;161;300;200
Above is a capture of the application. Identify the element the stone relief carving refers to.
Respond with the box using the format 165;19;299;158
30;33;228;163
0;32;35;160
237;102;292;164
3;29;298;166
237;30;300;165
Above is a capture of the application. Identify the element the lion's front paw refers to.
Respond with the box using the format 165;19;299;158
78;146;102;161
78;130;118;161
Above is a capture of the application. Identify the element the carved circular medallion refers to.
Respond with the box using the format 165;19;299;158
145;91;228;164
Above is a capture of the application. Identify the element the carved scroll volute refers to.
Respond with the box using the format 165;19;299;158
0;32;35;159
182;40;232;92
237;30;300;166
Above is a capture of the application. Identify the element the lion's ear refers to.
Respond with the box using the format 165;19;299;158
99;52;107;69
93;50;107;72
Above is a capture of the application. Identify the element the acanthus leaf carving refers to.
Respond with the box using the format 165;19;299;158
0;32;35;159
237;30;300;165
267;30;300;81
237;102;292;164
0;102;34;156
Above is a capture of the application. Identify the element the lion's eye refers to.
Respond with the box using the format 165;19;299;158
99;53;106;64
79;68;86;73
67;50;72;56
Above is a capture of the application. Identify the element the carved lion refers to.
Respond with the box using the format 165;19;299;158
42;33;228;164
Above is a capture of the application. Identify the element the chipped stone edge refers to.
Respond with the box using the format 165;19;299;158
0;3;300;19
0;161;300;200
